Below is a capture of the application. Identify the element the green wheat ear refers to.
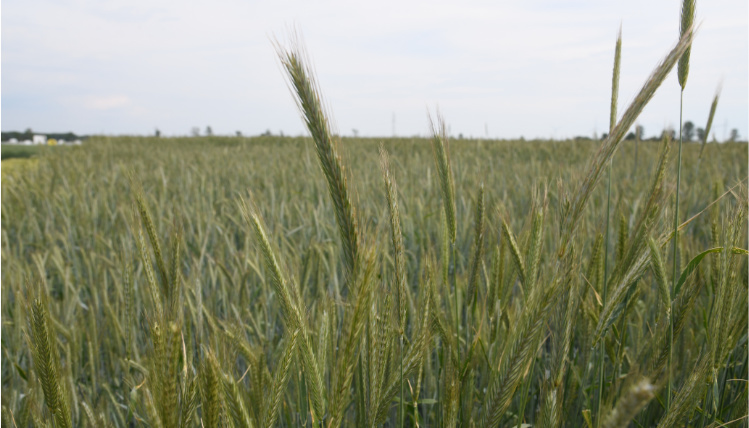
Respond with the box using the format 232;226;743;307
329;252;377;428
502;217;526;289
648;237;671;319
429;111;456;244
526;200;545;291
610;26;622;132
26;285;72;428
262;329;298;428
200;350;225;428
616;213;628;263
699;86;721;158
379;146;407;332
379;145;408;428
678;0;695;89
223;371;253;428
238;194;325;423
559;26;695;253
274;33;361;279
659;355;712;428
466;183;485;304
130;174;170;299
601;378;655;428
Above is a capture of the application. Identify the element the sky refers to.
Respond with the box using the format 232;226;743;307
2;0;747;140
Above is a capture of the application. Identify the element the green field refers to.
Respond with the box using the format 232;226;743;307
3;13;749;426
1;145;44;160
1;131;746;426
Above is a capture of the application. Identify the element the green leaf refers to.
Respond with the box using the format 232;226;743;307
13;361;28;381
674;247;722;297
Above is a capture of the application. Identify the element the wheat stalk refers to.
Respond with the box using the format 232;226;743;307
670;0;696;410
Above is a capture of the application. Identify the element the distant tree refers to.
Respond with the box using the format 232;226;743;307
236;131;242;137
458;133;464;140
261;129;272;137
601;133;608;140
696;127;705;143
191;127;200;137
660;129;676;141
155;128;161;138
681;121;695;142
352;129;359;138
205;126;213;136
625;132;636;140
730;128;739;142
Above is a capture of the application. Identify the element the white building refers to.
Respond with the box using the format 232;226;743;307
33;135;47;145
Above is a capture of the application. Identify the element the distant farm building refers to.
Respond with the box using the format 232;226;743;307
1;134;84;145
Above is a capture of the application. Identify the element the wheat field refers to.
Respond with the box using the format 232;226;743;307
2;14;748;428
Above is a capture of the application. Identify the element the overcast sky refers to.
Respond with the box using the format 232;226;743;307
2;0;747;140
